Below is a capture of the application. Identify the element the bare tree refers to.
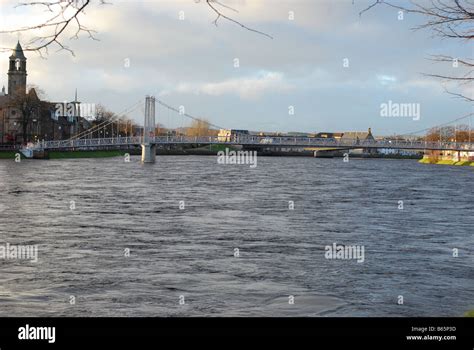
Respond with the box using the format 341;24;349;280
360;0;473;102
0;0;271;56
93;103;115;124
8;85;45;143
425;124;473;141
186;119;212;137
86;104;140;138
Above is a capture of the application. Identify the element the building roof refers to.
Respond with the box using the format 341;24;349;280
342;132;369;139
9;41;26;60
27;87;39;100
315;132;344;138
341;128;374;140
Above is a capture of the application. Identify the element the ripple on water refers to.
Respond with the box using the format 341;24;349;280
0;157;473;316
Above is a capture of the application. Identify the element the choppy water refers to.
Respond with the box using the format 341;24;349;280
0;156;472;316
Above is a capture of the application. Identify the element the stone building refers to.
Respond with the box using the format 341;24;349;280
0;42;91;145
341;128;377;155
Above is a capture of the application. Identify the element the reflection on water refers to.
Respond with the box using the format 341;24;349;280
0;156;472;316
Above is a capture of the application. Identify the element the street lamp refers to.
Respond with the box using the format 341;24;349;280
469;115;472;145
32;119;38;141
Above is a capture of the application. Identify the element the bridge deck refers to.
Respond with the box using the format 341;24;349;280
33;136;474;152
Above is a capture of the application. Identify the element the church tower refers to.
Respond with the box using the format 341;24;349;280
8;41;27;96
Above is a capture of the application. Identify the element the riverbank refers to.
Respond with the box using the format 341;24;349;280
0;148;461;162
419;157;474;166
49;150;130;159
0;151;17;159
464;310;474;317
0;150;132;160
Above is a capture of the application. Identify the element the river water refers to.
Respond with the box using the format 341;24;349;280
0;156;472;316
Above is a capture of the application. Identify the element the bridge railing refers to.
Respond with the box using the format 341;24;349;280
40;136;144;149
150;136;474;151
37;135;474;152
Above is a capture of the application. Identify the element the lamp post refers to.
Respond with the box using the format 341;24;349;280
469;116;472;159
2;110;5;144
23;102;27;144
32;119;38;142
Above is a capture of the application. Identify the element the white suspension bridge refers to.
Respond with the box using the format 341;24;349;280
22;96;474;163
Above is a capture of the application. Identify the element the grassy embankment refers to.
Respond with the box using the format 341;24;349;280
464;310;474;317
0;146;233;159
0;151;19;159
419;157;474;166
204;144;237;152
48;150;129;159
0;150;129;159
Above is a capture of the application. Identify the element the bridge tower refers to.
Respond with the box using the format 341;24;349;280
141;95;157;163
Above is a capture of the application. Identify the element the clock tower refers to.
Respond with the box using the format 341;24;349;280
8;41;27;96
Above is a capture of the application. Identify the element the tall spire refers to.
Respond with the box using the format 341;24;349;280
74;88;78;102
10;41;26;59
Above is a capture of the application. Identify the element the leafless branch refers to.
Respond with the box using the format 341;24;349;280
0;0;108;56
206;0;273;39
360;0;473;103
0;0;271;57
360;0;474;40
427;54;474;67
444;87;474;102
359;0;383;17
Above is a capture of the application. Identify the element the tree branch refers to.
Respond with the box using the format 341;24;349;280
206;0;273;39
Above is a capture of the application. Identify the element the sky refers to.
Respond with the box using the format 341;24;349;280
0;0;472;135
